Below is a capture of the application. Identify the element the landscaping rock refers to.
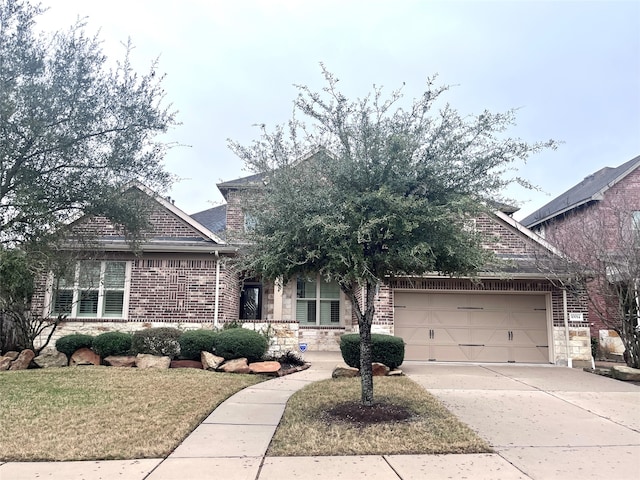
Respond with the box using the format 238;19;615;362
218;358;251;374
4;351;20;360
104;355;137;367
8;349;35;370
33;348;68;368
70;348;101;366
387;369;404;376
201;351;225;370
332;364;360;378
372;362;391;376
136;354;171;369
0;356;13;371
171;359;203;369
611;365;640;382
249;360;281;375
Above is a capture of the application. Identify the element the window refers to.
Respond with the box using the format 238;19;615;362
296;276;341;325
244;212;257;233
51;261;130;318
632;211;640;235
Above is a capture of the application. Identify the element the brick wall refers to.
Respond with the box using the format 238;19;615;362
71;195;211;241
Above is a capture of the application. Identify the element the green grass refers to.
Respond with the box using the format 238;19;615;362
267;376;492;456
0;367;263;461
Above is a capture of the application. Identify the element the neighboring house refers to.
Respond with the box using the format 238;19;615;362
34;176;592;365
521;154;640;354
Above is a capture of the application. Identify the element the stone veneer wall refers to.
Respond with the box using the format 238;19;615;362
552;326;592;365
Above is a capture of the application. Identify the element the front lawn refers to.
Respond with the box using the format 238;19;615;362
267;376;492;456
0;367;263;461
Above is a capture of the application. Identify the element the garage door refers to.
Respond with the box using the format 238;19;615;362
394;292;550;363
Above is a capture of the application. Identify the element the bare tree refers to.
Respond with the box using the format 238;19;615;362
539;195;640;368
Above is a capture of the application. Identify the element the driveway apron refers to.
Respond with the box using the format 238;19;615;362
403;362;640;480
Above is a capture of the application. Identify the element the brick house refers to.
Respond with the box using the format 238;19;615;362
36;177;591;365
521;154;640;355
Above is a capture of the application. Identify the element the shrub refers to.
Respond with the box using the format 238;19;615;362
55;333;94;358
340;333;405;370
178;329;218;360
213;327;268;362
222;320;242;330
92;331;132;357
131;327;182;358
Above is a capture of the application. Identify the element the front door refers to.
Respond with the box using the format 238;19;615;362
240;283;262;320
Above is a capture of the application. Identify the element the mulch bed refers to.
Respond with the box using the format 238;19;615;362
322;401;414;426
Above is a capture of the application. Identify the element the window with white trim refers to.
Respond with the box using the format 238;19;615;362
51;261;130;318
296;276;341;325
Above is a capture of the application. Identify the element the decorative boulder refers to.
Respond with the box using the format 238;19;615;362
218;358;251;374
0;356;13;371
4;351;20;360
135;354;171;369
170;360;203;369
372;362;391;376
611;365;640;382
33;348;68;368
249;361;281;375
104;355;137;367
387;369;404;376
8;349;35;370
70;348;101;366
332;364;360;378
201;351;225;371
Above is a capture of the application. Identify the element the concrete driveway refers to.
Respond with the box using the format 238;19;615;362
403;362;640;479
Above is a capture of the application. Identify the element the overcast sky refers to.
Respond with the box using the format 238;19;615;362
39;0;640;220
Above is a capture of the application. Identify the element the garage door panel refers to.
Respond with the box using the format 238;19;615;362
512;346;549;363
471;345;509;362
394;292;550;363
431;310;468;326
405;344;428;361
471;328;510;346
469;311;510;328
511;329;548;348
395;326;427;346
432;327;470;345
432;345;471;361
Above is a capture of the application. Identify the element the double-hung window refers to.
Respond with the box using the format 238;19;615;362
51;261;130;318
296;276;341;325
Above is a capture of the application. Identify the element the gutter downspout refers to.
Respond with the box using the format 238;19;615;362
563;289;572;368
214;250;220;328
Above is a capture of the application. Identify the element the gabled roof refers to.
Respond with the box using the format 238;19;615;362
132;184;226;245
521;154;640;229
191;204;227;235
216;172;268;200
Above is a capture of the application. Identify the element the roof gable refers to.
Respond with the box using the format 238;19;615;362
522;154;640;228
67;185;231;252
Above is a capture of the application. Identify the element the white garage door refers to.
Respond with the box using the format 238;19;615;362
394;292;550;363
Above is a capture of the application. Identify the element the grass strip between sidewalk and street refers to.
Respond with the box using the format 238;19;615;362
0;366;263;462
267;376;492;456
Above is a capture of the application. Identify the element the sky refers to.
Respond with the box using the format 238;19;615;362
38;0;640;221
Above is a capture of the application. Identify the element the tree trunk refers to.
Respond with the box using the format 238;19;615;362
358;282;376;407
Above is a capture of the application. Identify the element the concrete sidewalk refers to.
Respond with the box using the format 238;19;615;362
1;354;639;479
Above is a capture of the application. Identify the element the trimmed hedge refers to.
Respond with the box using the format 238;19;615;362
178;329;218;360
131;327;182;358
92;331;132;358
213;327;268;363
55;333;94;358
339;333;405;370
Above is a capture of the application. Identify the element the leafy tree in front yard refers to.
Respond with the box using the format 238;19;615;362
229;66;556;406
0;0;178;352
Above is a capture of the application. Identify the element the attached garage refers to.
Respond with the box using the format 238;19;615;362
394;291;551;363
